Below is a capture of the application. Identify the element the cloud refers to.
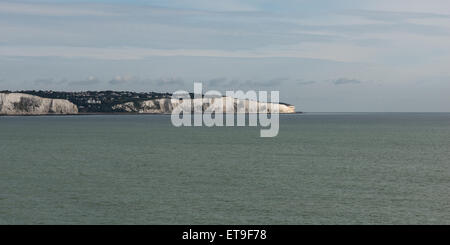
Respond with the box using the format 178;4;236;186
33;78;67;86
333;78;362;85
68;76;101;86
0;44;375;62
108;75;136;85
154;77;185;86
27;75;186;90
1;1;450;67
150;0;260;12
264;77;289;86
361;0;450;16
340;9;450;22
33;78;56;85
202;77;288;89
205;77;228;87
108;76;186;88
28;76;101;89
0;2;118;16
296;79;317;85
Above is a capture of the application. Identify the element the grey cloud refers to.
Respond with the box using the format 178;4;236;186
69;76;101;86
296;79;317;85
108;76;187;89
205;77;228;87
29;75;185;90
33;78;64;86
333;78;362;85
263;77;289;86
0;2;120;17
154;77;185;86
29;77;101;89
235;77;288;88
204;77;288;89
340;10;450;22
293;21;450;37
108;75;137;85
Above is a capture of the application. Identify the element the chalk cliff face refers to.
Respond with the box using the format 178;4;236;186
0;93;78;115
0;92;295;115
112;97;296;114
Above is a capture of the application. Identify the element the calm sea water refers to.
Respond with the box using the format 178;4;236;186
0;113;449;224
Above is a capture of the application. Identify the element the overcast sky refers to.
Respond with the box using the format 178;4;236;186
1;0;450;112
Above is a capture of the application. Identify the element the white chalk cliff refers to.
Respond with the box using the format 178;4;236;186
0;93;78;115
112;97;296;114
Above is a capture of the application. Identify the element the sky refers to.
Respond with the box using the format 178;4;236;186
1;0;450;112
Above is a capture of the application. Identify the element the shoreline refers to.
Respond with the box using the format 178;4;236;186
0;111;304;117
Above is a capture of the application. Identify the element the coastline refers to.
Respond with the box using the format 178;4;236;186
0;111;304;117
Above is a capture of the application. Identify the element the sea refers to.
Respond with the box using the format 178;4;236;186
0;113;449;224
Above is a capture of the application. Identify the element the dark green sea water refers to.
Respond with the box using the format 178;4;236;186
0;113;449;224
